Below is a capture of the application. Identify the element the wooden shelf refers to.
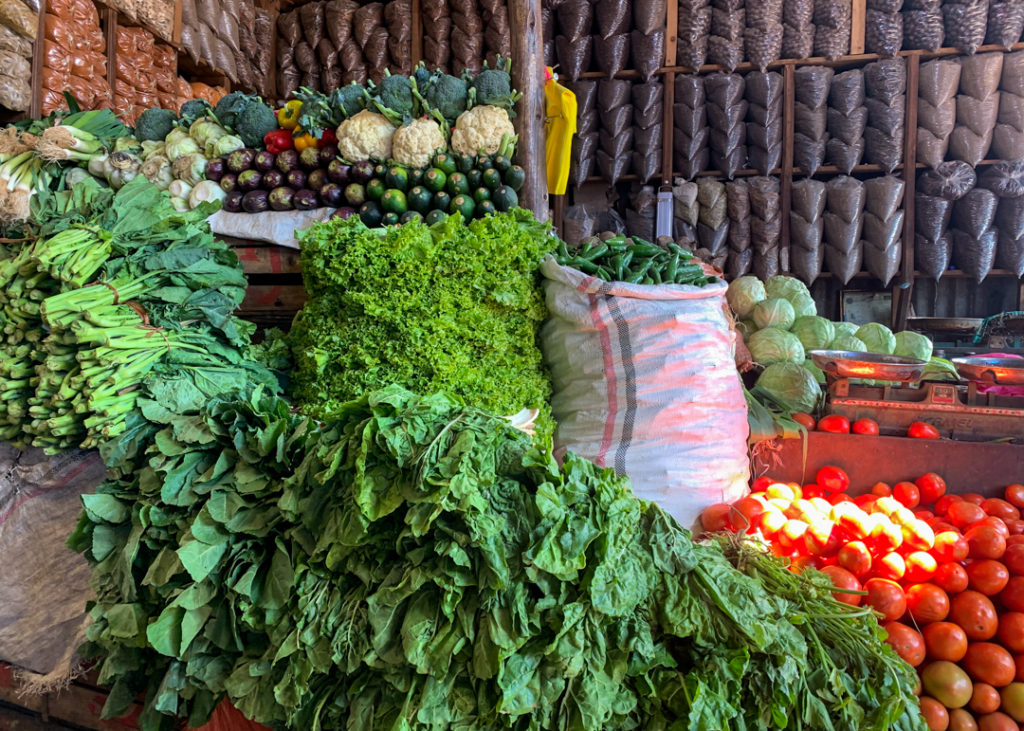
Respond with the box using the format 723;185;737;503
815;269;1022;281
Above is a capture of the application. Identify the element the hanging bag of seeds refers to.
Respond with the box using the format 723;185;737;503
985;1;1024;48
942;0;989;55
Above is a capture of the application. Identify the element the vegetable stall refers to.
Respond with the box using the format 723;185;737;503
0;1;1024;731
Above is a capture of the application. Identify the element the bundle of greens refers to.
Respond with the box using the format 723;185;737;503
288;210;556;437
72;385;925;731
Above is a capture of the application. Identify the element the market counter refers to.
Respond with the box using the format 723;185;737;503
768;432;1024;496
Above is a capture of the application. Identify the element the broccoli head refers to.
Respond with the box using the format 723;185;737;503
135;107;177;141
234;102;278;148
470;68;520;111
214;92;261;130
334;83;367;119
371;72;415;125
412;62;433;91
424;73;468;123
178;99;211;127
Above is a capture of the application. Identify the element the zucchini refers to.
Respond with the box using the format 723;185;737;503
503;165;526;192
482;168;502;190
409;168;424;186
423;168;447;192
385;166;409;191
365;178;386;201
447;172;469;196
449;194;476;220
407;185;434;213
425;209;447;225
432;152;457;175
373;163;388;178
457;154;475;174
358;201;383;227
475;154;494;170
381;189;408;215
432;191;451;211
491;185;518;212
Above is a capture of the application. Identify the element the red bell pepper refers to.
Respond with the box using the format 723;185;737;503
264;129;294;155
317;128;338;148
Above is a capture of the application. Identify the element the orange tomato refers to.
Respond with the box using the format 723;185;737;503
909;421;941;439
919;696;950;730
966;525;1008;560
872;482;893;497
964;642;1018;687
906;583;951;624
950;502;989;530
838;540;874;577
971;683;1004;714
1003;544;1024;576
1006;484;1024;510
865;578;907;621
933;562;970;595
884;621;927;666
948;708;977;731
976;711;1018;731
916;473;948;506
967;560;1010;596
817;414;851;433
924;621;969;662
701;503;733;532
935;494;963;517
951;591;999;641
997;613;1024;654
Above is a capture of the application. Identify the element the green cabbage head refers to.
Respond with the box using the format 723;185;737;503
894;331;933;361
748;327;805;365
756;362;822;412
790;316;836;352
753;297;796;331
727;276;766;318
856;323;896;354
830;333;868;352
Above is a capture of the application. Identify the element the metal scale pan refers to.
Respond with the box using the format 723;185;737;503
808;350;929;383
952;356;1024;386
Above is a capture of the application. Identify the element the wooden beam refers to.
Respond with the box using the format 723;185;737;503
780;62;796;275
895;52;920;331
104;7;118;104
661;70;675;186
30;6;45;118
850;0;866;56
509;0;548;221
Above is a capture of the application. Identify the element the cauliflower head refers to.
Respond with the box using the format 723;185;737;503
392;118;446;169
450;105;516;156
336;110;398;162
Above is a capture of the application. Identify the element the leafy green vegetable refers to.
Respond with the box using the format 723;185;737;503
288;210;556;436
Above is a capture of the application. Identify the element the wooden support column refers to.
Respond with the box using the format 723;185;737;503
895;52;920;331
510;0;549;221
780;62;796;274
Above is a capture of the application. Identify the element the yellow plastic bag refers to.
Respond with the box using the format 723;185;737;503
544;68;576;196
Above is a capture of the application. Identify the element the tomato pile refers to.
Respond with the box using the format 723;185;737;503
794;413;942;439
701;473;1024;731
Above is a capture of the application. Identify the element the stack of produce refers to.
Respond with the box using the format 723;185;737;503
789;177;826;283
0;0;34;112
864;58;906;172
993;50;1024;160
708;0;745;71
986;0;1024;48
982;160;1024;277
915;161;977;279
727;178;753;277
917;58;963;169
630;0;665;80
673;74;708;179
569;80;597;186
951;184;999;281
902;0;945;51
677;0;711;71
782;0;814;60
824;175;865;284
814;0;853;59
40;0;109;115
744;0;783;71
706;72;747;178
866;0;904;56
950;52;1002;165
593;0;630;77
696;179;729;269
862;175;906;286
180;0;247;85
749;175;781;280
596;78;633;184
827;68;867;173
703;470;1024;731
232;0;274;97
746;70;782;175
450;0;485;76
631;80;662;182
114;27;175;125
942;0;988;55
553;0;592;80
793;65;831;175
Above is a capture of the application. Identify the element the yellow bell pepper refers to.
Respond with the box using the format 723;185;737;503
278;100;302;130
294;131;317;152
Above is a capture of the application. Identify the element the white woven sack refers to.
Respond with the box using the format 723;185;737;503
540;257;749;530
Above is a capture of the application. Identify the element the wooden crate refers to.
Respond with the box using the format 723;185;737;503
0;663;141;731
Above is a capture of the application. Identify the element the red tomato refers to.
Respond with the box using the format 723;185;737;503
1001;577;1024;613
894;481;922;509
963;494;987;506
904;520;937;552
802;483;826;499
821;565;863;606
884;621;927;666
855;494;879;511
924;621;969;662
865;578;907;621
906;551;939;583
935;494;962;517
1004;519;1024;536
997;613;1024;653
828;492;853;506
751;476;774;493
759;509;788;538
964;643;1018;687
1009;536;1024;547
874;496;903;517
934;531;971;562
919;696;950;730
909;421;942;439
838;540;874;577
870;519;905;556
966;525;1008;560
875;551;908;581
947;708;977;731
1006;485;1024;510
934;562;970;594
804;520;844;558
916;473;948;506
792;412;816;430
972;683;1004;714
818;414;851;433
1003;544;1024;576
970;518;1011;539
701;503;734;532
976;711;1018;731
906;583;951;624
982;498;1020;522
967;560;1011;596
950;591;999;641
852;417;880;435
951;502;990;530
817;465;850;494
917;510;936;521
933;522;960;534
872;481;893;497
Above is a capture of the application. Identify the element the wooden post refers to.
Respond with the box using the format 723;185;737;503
780;62;796;274
510;0;549;221
30;6;45;118
850;0;867;56
411;0;423;66
894;52;920;331
104;7;118;102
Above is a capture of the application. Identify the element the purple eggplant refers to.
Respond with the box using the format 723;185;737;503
351;160;374;183
227;148;256;174
298;146;321;171
331;206;357;219
205;158;226;182
276;149;300;174
307;169;328;192
223;191;244;212
327;159;351;185
320;182;344;207
253;150;277;172
293;188;319;210
269;186;295;211
262;169;284;190
286;169;307;190
237;169;263;192
318;144;340;167
344;182;366;206
220;173;238;193
242;189;270;213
